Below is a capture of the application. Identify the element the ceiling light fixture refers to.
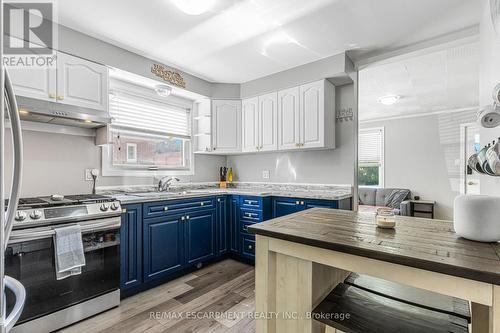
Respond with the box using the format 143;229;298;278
170;0;216;15
377;95;401;106
155;85;172;97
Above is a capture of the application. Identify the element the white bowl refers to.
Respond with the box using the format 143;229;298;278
454;195;500;242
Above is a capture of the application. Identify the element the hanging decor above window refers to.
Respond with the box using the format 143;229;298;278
151;64;186;88
491;0;500;39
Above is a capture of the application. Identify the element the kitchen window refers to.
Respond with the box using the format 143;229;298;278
102;78;193;176
358;127;384;187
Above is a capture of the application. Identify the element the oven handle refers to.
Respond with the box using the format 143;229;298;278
8;217;121;244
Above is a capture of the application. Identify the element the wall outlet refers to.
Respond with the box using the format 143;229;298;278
85;169;99;181
262;170;270;179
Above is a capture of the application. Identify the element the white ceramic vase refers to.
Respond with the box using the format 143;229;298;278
454;195;500;242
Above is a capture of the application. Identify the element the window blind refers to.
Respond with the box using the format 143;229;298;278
109;90;190;138
359;128;383;164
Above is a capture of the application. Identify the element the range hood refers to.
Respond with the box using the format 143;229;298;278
15;96;112;129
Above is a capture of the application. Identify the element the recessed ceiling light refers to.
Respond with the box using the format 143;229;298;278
377;95;401;106
170;0;216;15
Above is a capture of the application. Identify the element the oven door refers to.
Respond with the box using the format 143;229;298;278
5;217;120;325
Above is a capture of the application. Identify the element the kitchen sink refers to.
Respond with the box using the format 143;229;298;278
129;191;190;198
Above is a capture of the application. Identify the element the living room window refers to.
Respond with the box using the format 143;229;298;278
102;76;193;176
359;127;384;187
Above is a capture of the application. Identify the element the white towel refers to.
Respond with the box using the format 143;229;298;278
53;224;86;280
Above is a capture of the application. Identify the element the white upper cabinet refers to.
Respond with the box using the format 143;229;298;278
300;80;324;149
8;52;108;112
258;92;278;151
242;97;259;152
278;86;300;150
212;100;241;153
9;65;56;102
278;80;335;151
56;53;108;112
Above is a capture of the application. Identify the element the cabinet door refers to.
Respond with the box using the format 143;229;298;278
56;52;109;111
216;197;228;256
300;80;324;148
278;87;300;150
241;97;259;152
303;199;337;210
143;214;184;283
259;92;278;151
229;196;240;254
185;209;216;265
272;197;304;218
120;204;142;291
212;100;241;152
8;65;56;102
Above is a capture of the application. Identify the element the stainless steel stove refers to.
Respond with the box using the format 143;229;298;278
10;194;121;229
7;194;122;333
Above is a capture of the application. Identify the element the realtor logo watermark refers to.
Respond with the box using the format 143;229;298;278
3;1;57;67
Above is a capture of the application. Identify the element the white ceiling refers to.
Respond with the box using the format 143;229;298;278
359;42;479;121
54;0;480;83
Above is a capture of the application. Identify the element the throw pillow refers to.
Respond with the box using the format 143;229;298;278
385;190;410;209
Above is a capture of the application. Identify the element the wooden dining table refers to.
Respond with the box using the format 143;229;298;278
248;208;500;333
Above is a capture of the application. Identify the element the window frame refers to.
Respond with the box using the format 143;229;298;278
101;78;195;177
358;127;385;188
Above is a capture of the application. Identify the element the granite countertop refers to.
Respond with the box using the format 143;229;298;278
248;208;500;285
109;186;352;205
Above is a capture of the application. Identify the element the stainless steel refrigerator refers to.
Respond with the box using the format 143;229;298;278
1;1;27;331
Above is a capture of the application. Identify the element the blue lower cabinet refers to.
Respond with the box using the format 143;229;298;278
304;198;338;210
143;214;185;283
216;196;228;256
272;197;304;218
120;204;142;291
241;235;256;259
229;196;240;254
185;209;216;265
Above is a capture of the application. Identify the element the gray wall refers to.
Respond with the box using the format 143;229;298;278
240;53;352;98
360;110;476;220
4;130;225;197
227;84;355;185
479;0;500;196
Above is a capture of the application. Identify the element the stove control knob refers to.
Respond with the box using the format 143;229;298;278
100;203;110;212
110;202;119;211
29;210;43;220
14;211;27;221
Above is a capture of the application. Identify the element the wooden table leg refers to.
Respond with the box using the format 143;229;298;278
490;285;500;332
472;302;490;333
255;235;277;333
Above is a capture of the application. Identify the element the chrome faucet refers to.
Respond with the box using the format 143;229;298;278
158;176;180;192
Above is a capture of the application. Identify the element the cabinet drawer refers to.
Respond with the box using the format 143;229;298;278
240;196;262;210
413;203;433;213
242;236;255;257
240;209;262;222
143;197;215;218
241;220;256;233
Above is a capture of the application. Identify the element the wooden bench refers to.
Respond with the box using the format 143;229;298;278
312;282;469;333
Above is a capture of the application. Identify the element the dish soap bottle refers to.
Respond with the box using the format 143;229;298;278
228;168;233;183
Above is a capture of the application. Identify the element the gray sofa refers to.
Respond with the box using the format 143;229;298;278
358;187;412;216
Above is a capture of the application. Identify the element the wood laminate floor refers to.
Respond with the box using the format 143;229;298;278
59;259;255;333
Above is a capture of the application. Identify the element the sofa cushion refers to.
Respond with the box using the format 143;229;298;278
385;189;411;209
358;188;376;206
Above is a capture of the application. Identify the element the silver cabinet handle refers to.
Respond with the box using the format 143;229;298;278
186;215;190;220
4;70;23;248
181;216;185;221
295;201;300;205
